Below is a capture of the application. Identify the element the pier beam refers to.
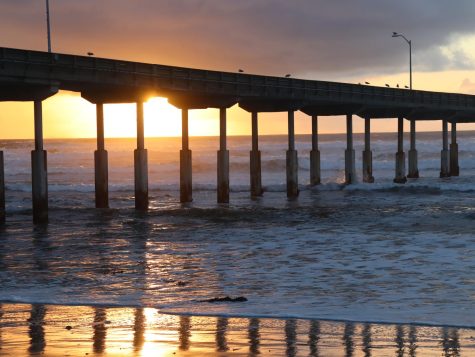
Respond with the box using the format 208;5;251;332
362;117;374;183
440;119;450;178
0;150;4;223
394;117;407;184
217;108;229;203
250;112;263;197
450;122;459;176
94;103;109;208
407;119;419;178
310;115;321;185
345;114;356;184
286;111;299;199
134;101;148;210
180;109;192;203
31;100;48;223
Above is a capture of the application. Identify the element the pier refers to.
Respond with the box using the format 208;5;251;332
1;47;475;222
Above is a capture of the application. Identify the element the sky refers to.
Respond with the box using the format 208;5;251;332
2;0;475;138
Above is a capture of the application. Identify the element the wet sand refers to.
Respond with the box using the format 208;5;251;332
0;303;473;356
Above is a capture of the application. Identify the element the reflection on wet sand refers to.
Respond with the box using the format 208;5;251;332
92;307;107;353
442;327;460;357
248;318;260;356
28;304;46;355
1;303;475;356
343;322;355;357
216;317;229;352
179;315;191;351
133;308;145;352
308;320;320;357
362;323;372;357
285;319;297;357
0;304;2;352
395;325;405;357
408;325;417;357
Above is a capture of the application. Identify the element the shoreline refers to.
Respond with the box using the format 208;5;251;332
2;299;475;331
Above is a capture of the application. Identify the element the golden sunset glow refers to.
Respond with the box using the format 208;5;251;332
2;69;475;140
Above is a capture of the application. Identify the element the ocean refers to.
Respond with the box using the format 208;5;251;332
1;131;475;331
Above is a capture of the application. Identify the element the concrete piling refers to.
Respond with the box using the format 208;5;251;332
362;117;374;183
394;117;407;184
345;114;356;184
31;100;48;223
180;109;192;203
440;119;450;178
310;115;321;185
0;151;4;223
286;111;299;198
94;103;109;208
407;119;419;178
450;122;459;176
134;101;148;210
217;108;230;203
250;112;263;197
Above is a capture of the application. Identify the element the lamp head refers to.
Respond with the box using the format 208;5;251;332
392;32;400;37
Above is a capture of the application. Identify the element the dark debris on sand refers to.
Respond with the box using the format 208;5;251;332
200;296;248;303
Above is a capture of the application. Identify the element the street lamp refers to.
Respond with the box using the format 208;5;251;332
46;0;51;52
392;32;411;89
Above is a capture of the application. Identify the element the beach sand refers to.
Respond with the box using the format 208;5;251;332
0;303;473;356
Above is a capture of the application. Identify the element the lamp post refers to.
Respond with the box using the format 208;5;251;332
392;32;411;89
46;0;51;52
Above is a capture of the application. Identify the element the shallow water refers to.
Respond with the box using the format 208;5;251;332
1;133;475;328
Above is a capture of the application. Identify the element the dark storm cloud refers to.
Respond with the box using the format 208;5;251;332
1;0;475;78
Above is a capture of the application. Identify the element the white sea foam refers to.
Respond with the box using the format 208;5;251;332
2;133;475;327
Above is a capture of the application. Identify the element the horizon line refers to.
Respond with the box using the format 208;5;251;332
1;129;474;141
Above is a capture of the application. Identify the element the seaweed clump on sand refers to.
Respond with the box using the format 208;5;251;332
200;296;248;303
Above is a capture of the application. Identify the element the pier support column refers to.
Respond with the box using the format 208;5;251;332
94;103;109;208
250;112;263;197
217;108;229;203
31;100;48;223
450;122;459;176
362;117;374;183
286;111;299;199
407;119;419;178
134;101;148;210
0;150;4;223
345;114;356;184
310;115;321;185
440;119;450;178
180;109;192;203
394;117;407;184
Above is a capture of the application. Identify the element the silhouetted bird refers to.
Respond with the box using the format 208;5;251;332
87;52;94;56
365;81;370;85
285;74;291;78
396;84;400;88
238;69;244;73
385;84;390;87
405;85;409;89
